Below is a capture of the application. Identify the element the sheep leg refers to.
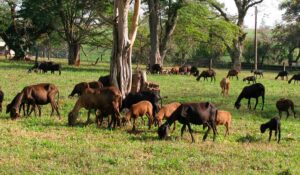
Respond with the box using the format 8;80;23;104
172;121;176;131
261;95;265;111
254;98;258;110
248;99;251;109
203;125;211;142
225;123;229;136
236;75;238;80
286;110;290;120
268;130;272;142
132;118;136;131
181;124;186;138
277;125;281;143
186;123;195;143
279;111;282;119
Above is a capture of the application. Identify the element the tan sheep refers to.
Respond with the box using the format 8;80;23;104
123;100;154;131
156;102;181;130
220;77;230;96
216;110;232;136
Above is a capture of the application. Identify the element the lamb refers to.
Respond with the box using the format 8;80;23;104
155;102;181;130
260;117;281;143
275;70;288;80
251;69;264;78
226;69;239;80
276;98;296;119
243;76;256;84
203;110;232;136
123;100;154;131
220;77;230;96
196;69;216;82
288;74;300;84
234;83;265;110
216;110;232;136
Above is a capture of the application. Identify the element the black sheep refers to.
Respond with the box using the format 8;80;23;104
260;117;281;143
196;69;216;82
275;70;288;80
122;91;162;115
150;64;162;74
158;102;218;142
243;76;256;84
251;69;264;78
234;83;265;110
98;75;111;87
288;74;300;84
227;69;239;80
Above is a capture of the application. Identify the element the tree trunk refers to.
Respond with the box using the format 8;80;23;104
148;0;161;68
110;0;141;97
231;39;243;71
159;7;178;64
68;42;80;66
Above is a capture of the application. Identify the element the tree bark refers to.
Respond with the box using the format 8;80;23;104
68;42;81;66
159;2;179;64
110;0;141;97
148;0;161;67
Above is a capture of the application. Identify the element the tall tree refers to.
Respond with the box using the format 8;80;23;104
110;0;141;96
0;0;53;60
207;0;263;70
147;0;184;69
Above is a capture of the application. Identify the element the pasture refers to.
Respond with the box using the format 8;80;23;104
0;59;299;174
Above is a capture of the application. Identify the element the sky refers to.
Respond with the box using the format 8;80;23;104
219;0;284;29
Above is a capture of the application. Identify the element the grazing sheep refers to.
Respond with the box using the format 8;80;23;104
227;69;239;80
288;74;300;84
190;66;199;76
170;66;180;74
260;117;281;143
68;86;122;128
156;102;181;130
0;89;3;112
158;102;218;142
216;110;232;136
69;81;103;97
123;100;154;131
196;69;216;82
220;77;230;96
275;70;288;80
98;75;111;87
243;76;256;84
251;69;264;78
234;83;265;110
203;110;232;136
150;64;163;74
276;98;296;119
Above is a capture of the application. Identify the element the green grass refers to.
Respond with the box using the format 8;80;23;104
0;59;299;174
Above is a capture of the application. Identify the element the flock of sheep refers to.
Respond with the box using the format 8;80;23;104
0;62;299;144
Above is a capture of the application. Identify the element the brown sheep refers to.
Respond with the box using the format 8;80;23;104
276;98;296;119
220;77;230;96
156;102;181;130
123;100;153;131
203;110;232;136
68;86;122;128
170;66;180;74
69;81;103;97
216;110;232;136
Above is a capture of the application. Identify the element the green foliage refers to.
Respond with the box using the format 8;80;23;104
0;60;300;174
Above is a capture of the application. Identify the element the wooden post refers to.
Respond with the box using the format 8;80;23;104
209;58;212;70
254;6;258;71
283;62;286;71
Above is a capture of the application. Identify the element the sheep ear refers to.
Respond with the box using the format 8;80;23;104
180;105;189;118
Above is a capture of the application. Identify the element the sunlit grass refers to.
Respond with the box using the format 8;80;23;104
0;59;299;174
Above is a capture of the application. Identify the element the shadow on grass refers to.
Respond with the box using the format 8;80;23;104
277;169;292;175
236;134;262;143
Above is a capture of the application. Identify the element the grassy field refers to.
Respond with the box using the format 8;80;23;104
0;59;299;174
